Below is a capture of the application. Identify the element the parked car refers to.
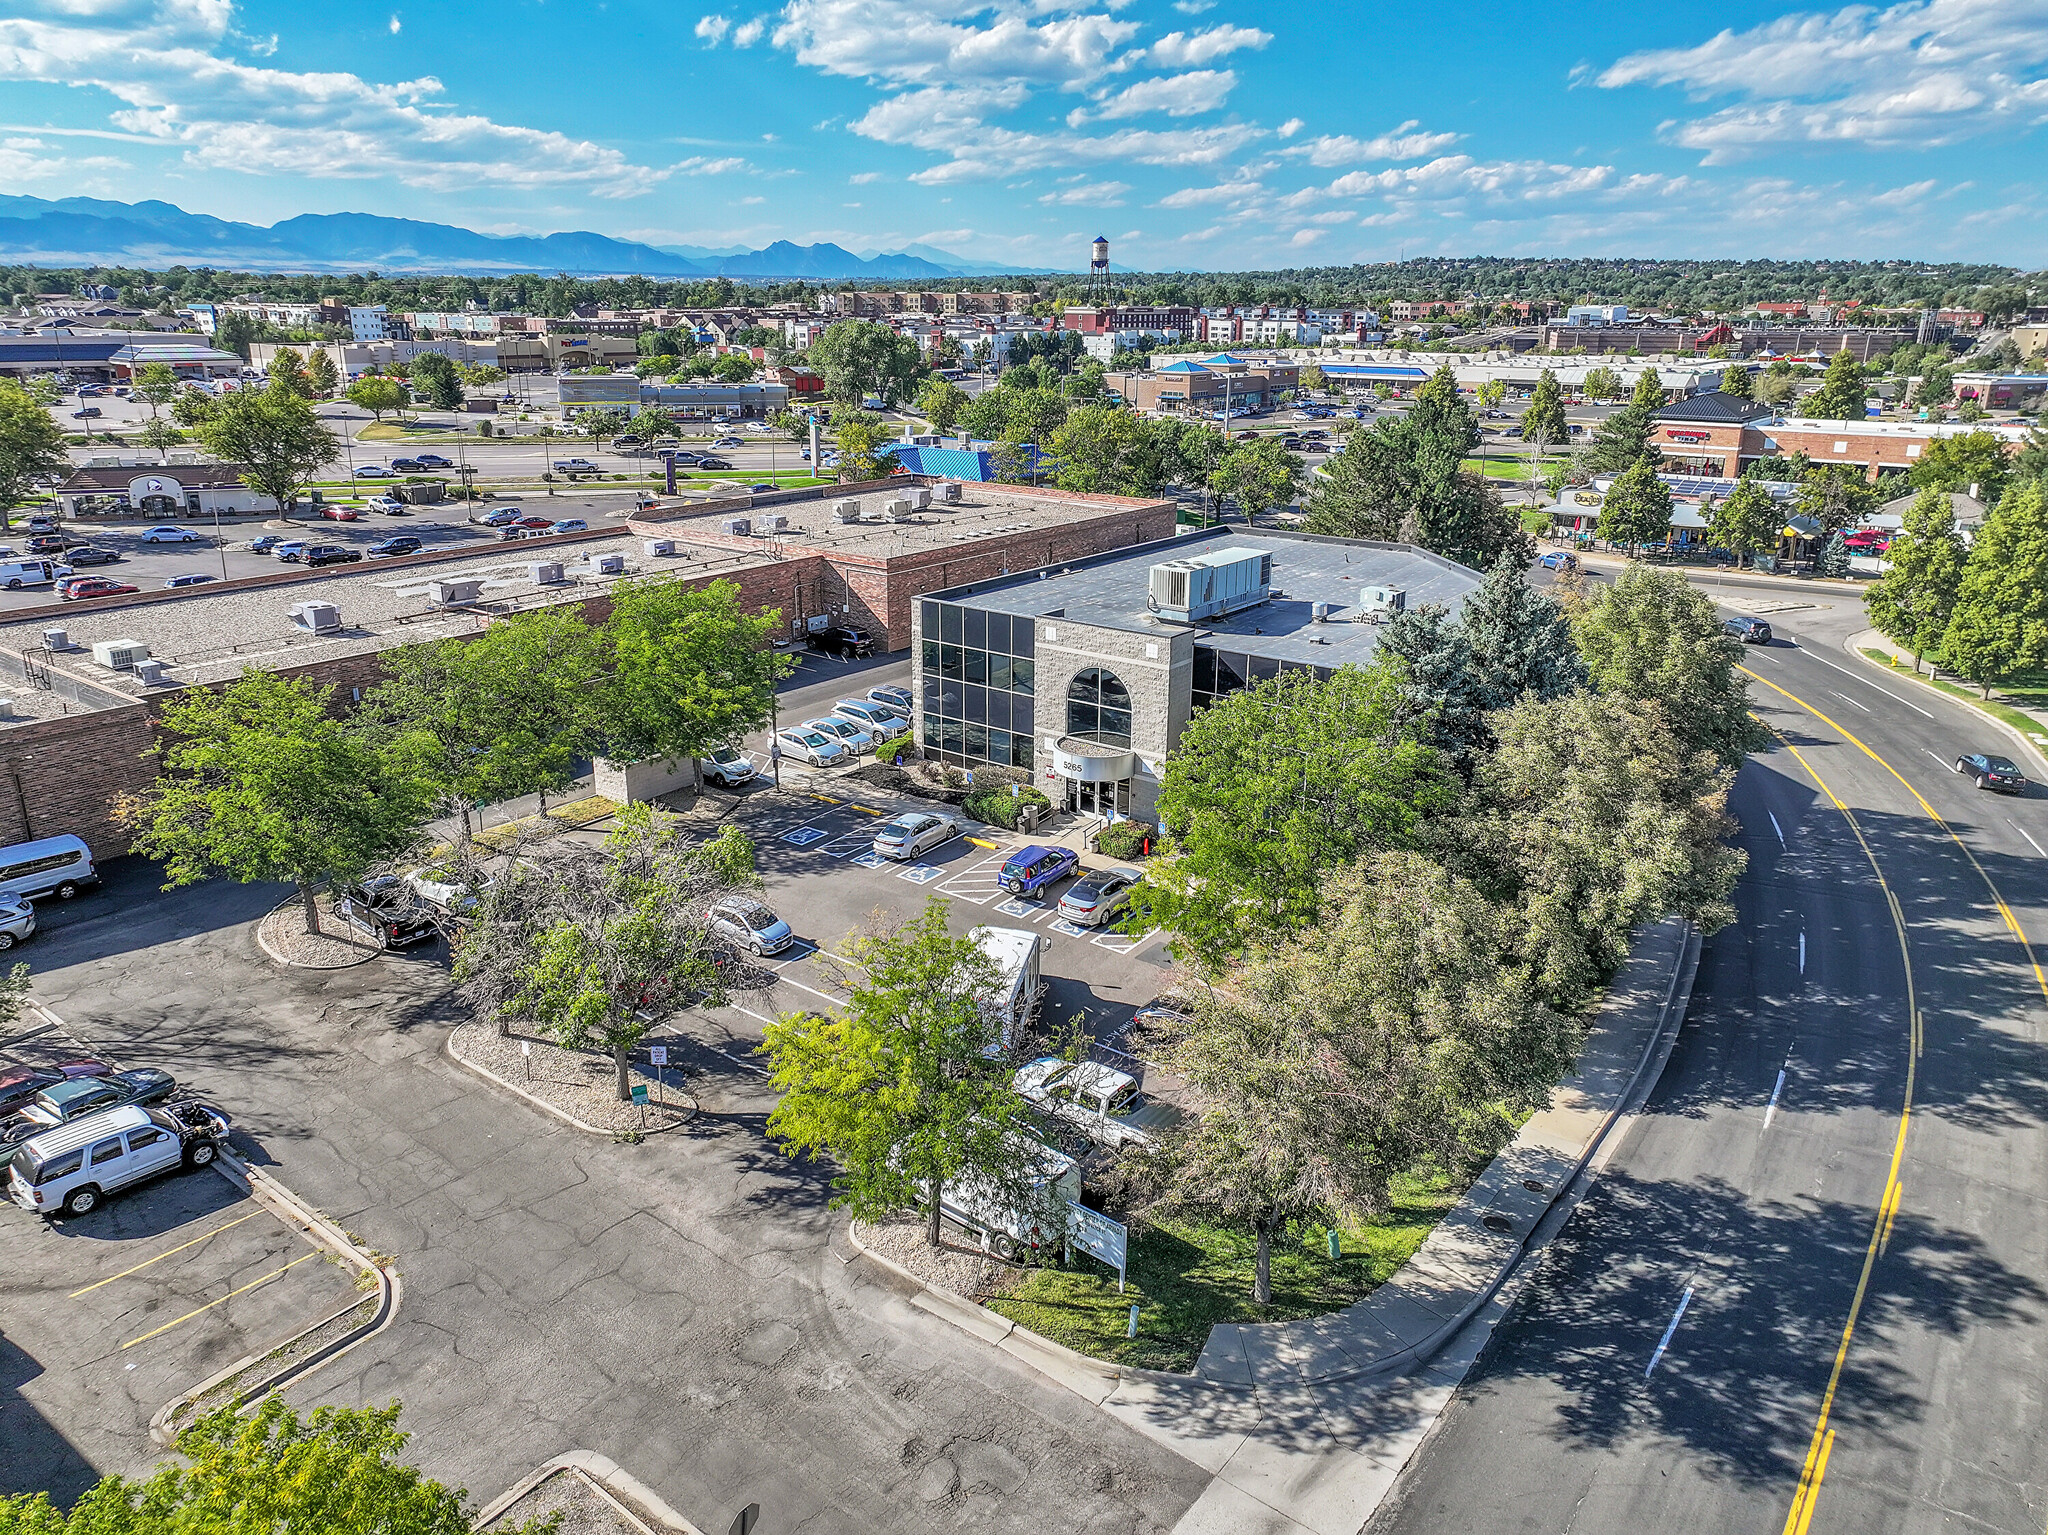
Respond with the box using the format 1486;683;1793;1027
23;515;58;533
162;574;216;589
1056;866;1141;928
304;545;362;567
548;519;589;535
775;728;847;767
319;506;361;522
140;525;201;543
706;899;793;956
1955;752;2028;794
60;578;139;601
1723;615;1773;644
872;812;958;861
867;684;914;716
1000;844;1080;897
61;545;122;565
804;716;875;755
367;495;408;515
1012;1057;1174;1150
1537;550;1579;572
7;1101;229;1217
0;558;68;589
353;465;396;478
71;407;102;419
711;436;745;449
367;536;422;557
1;1068;180;1146
749;483;776;493
273;540;309;561
831;699;909;739
247;535;282;554
552;459;597;473
0;1058;110;1118
806;625;873;659
390;458;427;473
513;515;555;531
472;507;519;526
660;451;705;467
412;453;453;468
699;745;757;788
335;877;440;948
25;535;67;555
0;833;98;903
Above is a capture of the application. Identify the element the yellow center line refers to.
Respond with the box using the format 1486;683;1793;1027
69;1210;266;1298
119;1252;321;1351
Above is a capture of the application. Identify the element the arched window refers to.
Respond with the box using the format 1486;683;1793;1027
1065;667;1132;747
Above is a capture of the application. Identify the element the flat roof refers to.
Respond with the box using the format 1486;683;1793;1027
934;527;1484;670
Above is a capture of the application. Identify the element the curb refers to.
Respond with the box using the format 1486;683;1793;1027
1846;629;2048;779
475;1452;708;1535
443;1028;698;1137
253;896;383;971
841;922;1702;1400
150;1149;401;1446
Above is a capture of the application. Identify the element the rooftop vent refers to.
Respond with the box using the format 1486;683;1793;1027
429;579;483;607
90;638;150;671
133;659;168;686
288;601;341;635
1146;546;1272;624
719;517;752;537
1362;585;1406;613
643;538;676;557
528;561;565;586
1311;601;1331;623
756;512;789;534
41;627;74;653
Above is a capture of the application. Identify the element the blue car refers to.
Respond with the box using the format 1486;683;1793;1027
1537;550;1578;572
999;844;1080;898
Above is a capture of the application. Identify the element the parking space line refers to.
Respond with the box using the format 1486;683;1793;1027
69;1210;267;1298
818;827;878;858
120;1252;322;1350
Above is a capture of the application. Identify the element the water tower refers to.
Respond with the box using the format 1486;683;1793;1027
1088;234;1111;301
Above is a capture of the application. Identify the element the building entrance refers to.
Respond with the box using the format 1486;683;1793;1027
1065;776;1131;816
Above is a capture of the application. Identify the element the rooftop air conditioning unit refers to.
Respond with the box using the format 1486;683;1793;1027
133;659;168;686
529;562;565;586
938;481;962;503
719;517;752;537
909;487;932;510
1145;546;1272;624
756;513;789;533
1311;601;1332;623
41;627;73;652
833;499;861;522
0;699;13;718
592;553;625;575
90;638;150;671
643;538;676;557
1362;585;1406;612
884;497;915;518
429;579;483;607
288;601;341;634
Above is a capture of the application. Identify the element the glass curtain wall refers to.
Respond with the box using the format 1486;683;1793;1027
919;599;1036;768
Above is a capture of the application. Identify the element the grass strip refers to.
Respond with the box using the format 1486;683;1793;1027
1860;650;2048;747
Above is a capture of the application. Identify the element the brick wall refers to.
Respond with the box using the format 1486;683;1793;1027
0;704;155;860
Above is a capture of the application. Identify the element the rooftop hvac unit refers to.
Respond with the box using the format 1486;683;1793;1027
756;513;789;533
909;487;932;510
41;627;73;652
288;601;342;634
528;562;565;586
91;638;150;670
643;538;676;557
1362;585;1407;612
133;659;167;686
592;553;625;575
938;481;962;503
1311;601;1332;623
0;699;12;718
719;517;752;537
429;579;483;607
1145;546;1272;624
884;497;915;518
833;499;861;522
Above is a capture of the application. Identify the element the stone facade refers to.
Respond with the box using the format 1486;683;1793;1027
1025;616;1193;822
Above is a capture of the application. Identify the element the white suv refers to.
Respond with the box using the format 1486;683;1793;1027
804;716;875;755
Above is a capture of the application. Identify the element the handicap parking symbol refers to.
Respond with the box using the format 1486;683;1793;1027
781;826;828;846
851;851;887;869
899;864;943;884
994;898;1037;919
1050;919;1089;938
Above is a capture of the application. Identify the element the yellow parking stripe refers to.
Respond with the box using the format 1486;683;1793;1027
70;1210;265;1298
119;1252;320;1350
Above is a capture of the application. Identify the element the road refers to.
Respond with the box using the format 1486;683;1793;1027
1369;575;2048;1535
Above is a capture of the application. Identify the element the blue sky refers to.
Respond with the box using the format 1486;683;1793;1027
1;0;2043;269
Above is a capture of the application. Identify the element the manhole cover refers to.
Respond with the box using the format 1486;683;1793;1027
1522;1179;1547;1192
1482;1215;1515;1234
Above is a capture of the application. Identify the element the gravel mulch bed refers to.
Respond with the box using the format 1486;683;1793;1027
482;1468;649;1535
450;1022;696;1135
853;1213;1022;1302
257;899;384;968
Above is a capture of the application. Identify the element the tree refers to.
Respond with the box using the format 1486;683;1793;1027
136;417;184;463
1910;428;2012;505
1584;369;1664;475
1721;363;1753;400
1804;351;1867;421
1707;476;1781;567
1815;530;1851;578
456;806;753;1099
121;669;430;934
0;1399;532;1535
1942;481;2048;697
1913;364;1955;407
170;385;217;429
1136;665;1456;967
347;377;408;422
1753;371;1797;407
131;361;182;419
410;351;465;411
1129;852;1568;1304
1049;404;1166;496
1596;458;1673;555
712;354;757;384
1300;363;1324;393
1522;368;1567;447
1571;562;1769;770
831;417;895;482
1581;366;1625;402
915;375;969;435
1795;463;1878;538
761;901;1051;1248
1459;548;1586;709
304;347;340;396
0;380;70;530
193;385;338;518
1865;487;1967;669
1209;438;1303;521
807;318;926;406
593;577;789;779
267;346;313;400
1376;603;1488;762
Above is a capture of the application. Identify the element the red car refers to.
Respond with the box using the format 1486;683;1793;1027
1843;530;1890;553
319;507;361;522
513;515;555;530
60;578;140;601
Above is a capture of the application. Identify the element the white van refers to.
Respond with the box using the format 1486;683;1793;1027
6;1103;223;1216
0;835;99;902
0;558;65;590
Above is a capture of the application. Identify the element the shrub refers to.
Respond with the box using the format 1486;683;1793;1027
964;784;1051;829
1096;819;1156;860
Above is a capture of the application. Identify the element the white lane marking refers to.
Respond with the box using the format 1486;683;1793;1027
1797;651;1936;719
1831;690;1870;713
1926;749;1952;769
2011;819;2047;858
1646;1286;1695;1377
1799;931;1806;975
1764;1069;1787;1130
1768;811;1785;848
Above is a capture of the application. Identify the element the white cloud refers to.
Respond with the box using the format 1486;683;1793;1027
1155;178;1262;207
1171;0;1215;11
0;2;706;196
1323;154;1627;203
1144;24;1269;67
849;170;881;183
773;0;1140;90
387;14;400;34
1599;0;2048;162
732;16;764;46
1305;208;1355;224
1276;117;1302;139
1069;69;1235;124
695;13;731;44
1287;121;1464;166
1038;179;1129;205
677;157;750;175
1289;228;1322;246
740;194;766;203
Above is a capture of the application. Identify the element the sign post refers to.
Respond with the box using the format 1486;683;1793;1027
730;1504;761;1535
522;1039;531;1081
649;1044;668;1108
630;1081;649;1128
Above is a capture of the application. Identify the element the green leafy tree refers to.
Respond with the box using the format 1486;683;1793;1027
0;1399;528;1535
1584;369;1665;475
1707;477;1781;566
1864;487;1968;669
1049;404;1167;496
831;417;896;482
1753;371;1797;407
1581;366;1625;402
410;351;465;411
915;375;970;434
1794;463;1878;537
456;806;754;1098
136;416;184;463
1720;364;1753;400
1209;437;1303;521
193;384;339;518
1522;368;1568;448
1136;665;1456;967
1909;428;2012;505
1570;562;1769;770
807;318;927;406
1804;351;1868;421
1376;604;1489;762
1459;548;1587;708
266;346;313;400
347;377;408;422
304;348;340;396
761;901;1051;1248
130;360;182;419
1913;364;1955;407
120;669;430;934
1595;458;1673;554
1942;481;2048;697
594;577;790;774
170;385;217;429
713;353;758;384
0;379;70;530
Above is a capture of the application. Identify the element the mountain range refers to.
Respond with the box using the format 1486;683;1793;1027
0;196;1022;281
